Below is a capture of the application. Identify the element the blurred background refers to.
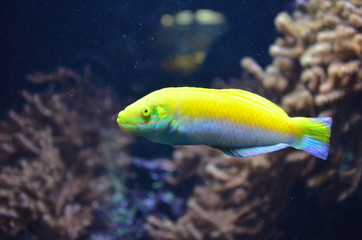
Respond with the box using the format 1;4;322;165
1;1;362;240
0;0;291;115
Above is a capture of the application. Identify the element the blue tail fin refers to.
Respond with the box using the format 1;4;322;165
293;117;332;160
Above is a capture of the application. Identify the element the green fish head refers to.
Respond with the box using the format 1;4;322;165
117;98;174;139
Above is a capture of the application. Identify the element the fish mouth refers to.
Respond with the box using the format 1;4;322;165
116;114;125;125
117;117;135;132
116;116;124;126
117;111;124;124
116;110;140;133
117;111;131;129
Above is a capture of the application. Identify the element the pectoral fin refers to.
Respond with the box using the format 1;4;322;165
214;143;290;158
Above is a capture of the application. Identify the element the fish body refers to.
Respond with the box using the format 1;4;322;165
117;87;332;160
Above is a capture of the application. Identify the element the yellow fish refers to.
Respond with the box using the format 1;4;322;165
117;87;332;160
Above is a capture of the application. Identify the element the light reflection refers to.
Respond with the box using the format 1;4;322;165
195;9;225;25
157;9;228;73
175;10;193;25
160;14;174;27
160;9;226;27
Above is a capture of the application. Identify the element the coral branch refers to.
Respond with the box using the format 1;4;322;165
0;67;132;239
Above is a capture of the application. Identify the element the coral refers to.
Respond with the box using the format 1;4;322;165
145;0;362;239
0;67;132;239
89;157;188;240
145;146;311;240
4;1;360;239
245;0;362;202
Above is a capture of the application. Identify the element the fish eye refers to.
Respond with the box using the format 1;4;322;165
141;106;151;117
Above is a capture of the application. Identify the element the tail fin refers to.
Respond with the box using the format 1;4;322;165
292;117;332;160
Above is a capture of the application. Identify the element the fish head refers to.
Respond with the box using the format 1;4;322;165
117;91;175;139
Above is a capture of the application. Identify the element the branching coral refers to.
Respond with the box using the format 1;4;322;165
146;146;311;240
243;0;362;202
0;67;132;239
145;0;362;239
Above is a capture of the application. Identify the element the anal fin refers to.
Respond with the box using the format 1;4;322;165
215;143;290;158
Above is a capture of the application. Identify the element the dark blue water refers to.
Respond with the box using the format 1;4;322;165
0;0;287;116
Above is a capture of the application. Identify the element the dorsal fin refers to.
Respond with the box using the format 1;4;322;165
218;89;288;117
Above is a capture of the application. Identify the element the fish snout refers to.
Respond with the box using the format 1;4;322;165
117;110;128;127
116;109;141;132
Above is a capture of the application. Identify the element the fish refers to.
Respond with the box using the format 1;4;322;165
116;87;332;160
